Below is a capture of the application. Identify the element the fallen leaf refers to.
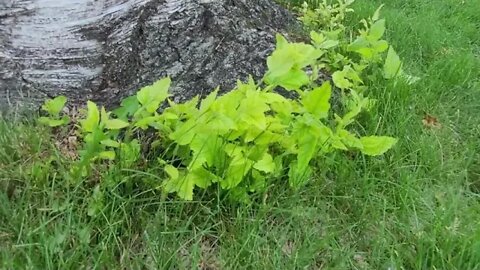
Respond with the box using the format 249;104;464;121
422;114;442;129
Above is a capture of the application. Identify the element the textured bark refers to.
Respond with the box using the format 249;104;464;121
0;0;297;110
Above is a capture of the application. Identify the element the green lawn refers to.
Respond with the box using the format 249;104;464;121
1;0;480;269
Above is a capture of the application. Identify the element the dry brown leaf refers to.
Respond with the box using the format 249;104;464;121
422;114;442;129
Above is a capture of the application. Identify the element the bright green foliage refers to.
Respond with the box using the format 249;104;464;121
299;0;355;32
359;136;398;156
136;78;171;113
264;35;323;90
73;101;132;177
112;95;140;120
299;0;417;88
42;95;67;116
301;82;331;118
383;45;419;84
9;1;480;268
80;101;100;132
38;96;70;127
38;2;400;201
383;45;406;81
347;19;389;62
332;65;363;90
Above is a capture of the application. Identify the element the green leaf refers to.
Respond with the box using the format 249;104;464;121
360;136;398;156
253;153;275;173
255;130;283;146
301;82;331;119
137;77;171;113
373;40;389;53
297;132;317;172
204;112;237;135
163;167;215;201
210;91;241;120
319;39;339;49
113;96;140;119
369;19;386;41
310;31;326;46
100;106;110;124
288;162;312;189
266;53;294;83
134;116;159;130
38;116;70;127
275;33;289;49
356;47;375;59
384;46;403;79
164;165;179;179
238;90;269;130
338;130;363;149
190;134;223;168
222;153;253;189
200;88;218;112
266;68;310;91
372;4;385;21
310;31;338;49
57;116;71;126
164;174;195;201
261;92;288;104
81;101;100;132
250;170;267;192
331;136;348;150
292;116;321;173
38;117;52;126
324;29;342;40
229;186;251;204
347;37;370;52
190;167;217;189
77;227;91;245
105;119;129;130
169;119;197;145
100;139;120;148
265;40;322;90
160;112;179;120
98;151;115;160
332;70;352;89
42;96;67;116
245;144;268;161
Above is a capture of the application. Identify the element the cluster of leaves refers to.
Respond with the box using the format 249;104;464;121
38;96;69;127
299;0;355;33
38;2;404;202
299;0;418;84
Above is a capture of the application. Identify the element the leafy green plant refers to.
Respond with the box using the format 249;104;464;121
39;1;400;202
72;101;139;178
299;1;418;85
38;96;70;127
347;5;389;64
299;0;355;33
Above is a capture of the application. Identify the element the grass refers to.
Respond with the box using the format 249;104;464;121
1;0;480;269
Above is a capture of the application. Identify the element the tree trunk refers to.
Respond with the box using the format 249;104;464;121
0;0;297;110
